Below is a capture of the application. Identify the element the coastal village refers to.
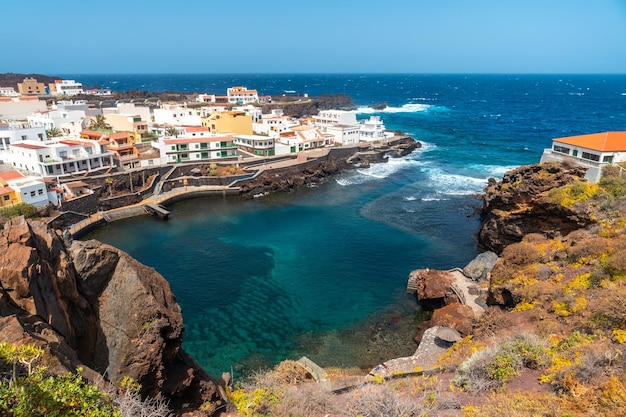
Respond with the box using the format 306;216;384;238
2;75;626;417
0;76;401;213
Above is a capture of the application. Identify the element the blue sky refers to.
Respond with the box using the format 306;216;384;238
2;0;626;74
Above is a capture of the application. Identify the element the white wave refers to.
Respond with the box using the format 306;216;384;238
420;197;449;202
357;103;432;114
425;168;489;196
404;196;417;201
336;156;421;186
466;164;518;178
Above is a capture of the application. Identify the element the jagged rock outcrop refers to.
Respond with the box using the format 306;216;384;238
478;162;592;254
0;217;229;415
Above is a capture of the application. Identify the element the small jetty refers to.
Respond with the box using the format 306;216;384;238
144;203;170;219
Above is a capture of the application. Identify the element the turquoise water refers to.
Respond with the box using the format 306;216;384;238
81;74;626;376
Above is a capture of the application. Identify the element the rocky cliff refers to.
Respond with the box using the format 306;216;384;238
0;217;229;415
477;161;592;254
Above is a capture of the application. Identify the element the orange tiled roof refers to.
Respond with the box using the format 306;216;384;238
554;132;626;152
183;126;209;132
0;171;24;181
11;143;46;150
109;132;131;139
0;186;14;195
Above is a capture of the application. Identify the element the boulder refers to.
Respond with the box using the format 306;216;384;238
407;268;455;301
463;251;499;281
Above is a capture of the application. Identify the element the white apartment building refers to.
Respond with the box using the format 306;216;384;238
9;138;114;177
49;80;84;97
313;110;358;131
234;134;275;156
227;86;259;104
154;134;238;164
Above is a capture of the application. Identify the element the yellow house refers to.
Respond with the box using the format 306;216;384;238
0;171;23;207
201;110;253;135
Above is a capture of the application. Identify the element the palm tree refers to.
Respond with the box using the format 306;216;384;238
90;114;112;131
165;127;179;138
45;127;63;138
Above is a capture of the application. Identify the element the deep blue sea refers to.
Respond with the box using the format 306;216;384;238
79;74;626;378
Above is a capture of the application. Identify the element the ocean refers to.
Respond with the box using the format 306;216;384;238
79;74;626;378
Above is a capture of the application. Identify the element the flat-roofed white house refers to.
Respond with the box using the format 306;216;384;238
327;124;360;146
49;80;84;97
234;134;275;156
155;134;238;164
313;110;358;131
9;138;114;177
540;131;626;183
359;115;392;141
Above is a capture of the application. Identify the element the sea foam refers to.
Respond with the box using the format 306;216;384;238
357;103;432;114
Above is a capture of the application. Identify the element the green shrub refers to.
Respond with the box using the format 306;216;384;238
0;203;38;219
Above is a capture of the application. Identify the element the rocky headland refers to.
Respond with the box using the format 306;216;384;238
0;217;231;415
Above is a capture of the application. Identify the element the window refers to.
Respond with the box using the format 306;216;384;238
201;152;209;158
582;152;600;162
30;191;36;197
553;145;570;154
572;150;578;157
603;155;614;163
38;189;43;195
3;195;8;201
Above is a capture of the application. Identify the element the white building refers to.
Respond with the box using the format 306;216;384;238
327;124;361;146
253;110;299;137
103;103;151;124
540;131;626;183
27;109;86;134
0;124;47;162
49;80;84;97
227;86;259;104
234;134;275;157
0;87;19;97
154;134;238;164
313;110;358;131
359;115;392;141
233;104;263;123
153;103;222;126
6;175;48;207
9;138;114;178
